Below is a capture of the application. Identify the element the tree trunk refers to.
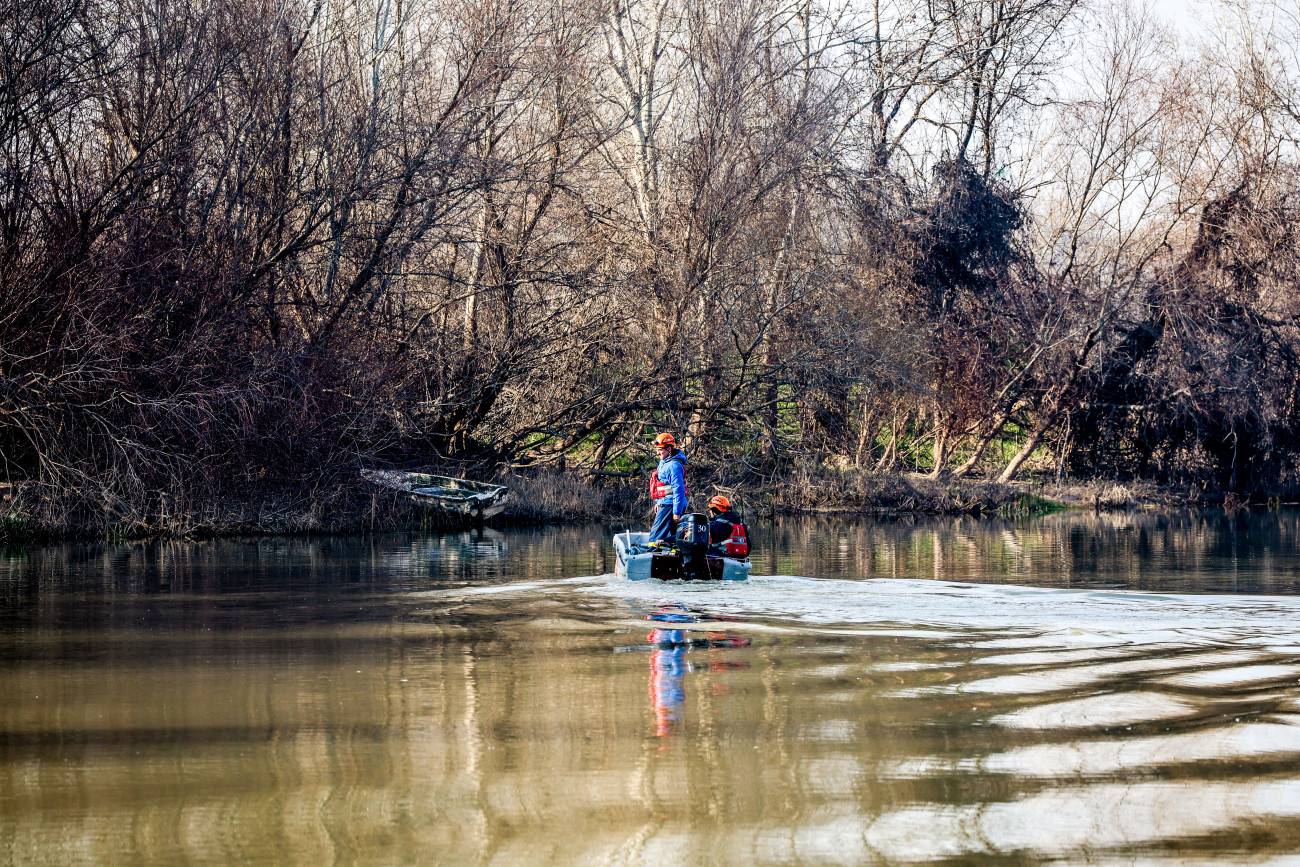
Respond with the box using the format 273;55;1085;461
951;411;1009;479
855;404;878;468
463;195;490;344
876;411;907;472
929;417;948;477
998;401;1062;483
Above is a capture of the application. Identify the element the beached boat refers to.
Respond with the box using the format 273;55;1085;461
362;470;509;521
613;529;751;581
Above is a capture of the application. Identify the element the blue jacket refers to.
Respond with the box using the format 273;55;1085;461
655;451;688;514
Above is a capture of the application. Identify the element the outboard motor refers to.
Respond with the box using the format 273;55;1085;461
676;512;711;580
676;512;710;547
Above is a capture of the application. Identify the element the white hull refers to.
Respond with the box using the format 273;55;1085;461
613;531;750;581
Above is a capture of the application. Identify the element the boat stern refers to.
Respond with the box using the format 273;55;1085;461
613;531;655;580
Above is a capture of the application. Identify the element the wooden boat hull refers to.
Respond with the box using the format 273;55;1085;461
613;531;750;581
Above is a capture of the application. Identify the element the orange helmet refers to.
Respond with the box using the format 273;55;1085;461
653;432;676;448
708;495;730;512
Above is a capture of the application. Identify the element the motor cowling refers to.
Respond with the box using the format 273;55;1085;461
676;512;710;547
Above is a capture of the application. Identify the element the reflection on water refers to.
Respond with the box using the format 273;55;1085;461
644;606;751;738
753;508;1300;593
4;512;1300;863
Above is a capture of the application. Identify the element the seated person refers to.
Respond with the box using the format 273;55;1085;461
707;496;750;558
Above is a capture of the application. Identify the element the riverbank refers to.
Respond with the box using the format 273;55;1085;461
0;465;1213;545
501;466;1212;523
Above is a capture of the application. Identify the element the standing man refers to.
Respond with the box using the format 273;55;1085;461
648;432;688;544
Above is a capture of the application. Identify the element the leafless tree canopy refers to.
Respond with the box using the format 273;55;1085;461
4;0;1300;521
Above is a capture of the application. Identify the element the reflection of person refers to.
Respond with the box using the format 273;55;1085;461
648;628;687;737
646;622;751;738
648;433;688;544
707;495;750;558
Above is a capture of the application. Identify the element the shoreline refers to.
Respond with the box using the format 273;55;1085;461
0;467;1231;546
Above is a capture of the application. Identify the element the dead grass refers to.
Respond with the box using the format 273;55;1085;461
0;464;1225;545
0;478;442;542
759;467;1020;515
1036;479;1194;511
499;465;1026;522
497;469;646;523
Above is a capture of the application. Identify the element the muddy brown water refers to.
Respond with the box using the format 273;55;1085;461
4;511;1300;864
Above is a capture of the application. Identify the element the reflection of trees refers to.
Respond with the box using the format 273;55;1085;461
752;511;1300;592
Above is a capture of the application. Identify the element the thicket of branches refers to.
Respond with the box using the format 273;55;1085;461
5;0;1300;526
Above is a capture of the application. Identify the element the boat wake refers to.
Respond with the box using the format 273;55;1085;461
548;575;1300;650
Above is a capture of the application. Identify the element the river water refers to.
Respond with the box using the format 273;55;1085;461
4;510;1300;864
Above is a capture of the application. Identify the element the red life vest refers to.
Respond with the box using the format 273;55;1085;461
649;459;688;502
649;471;666;501
723;521;748;557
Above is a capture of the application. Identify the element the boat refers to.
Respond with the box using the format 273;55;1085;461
362;470;509;521
613;527;751;581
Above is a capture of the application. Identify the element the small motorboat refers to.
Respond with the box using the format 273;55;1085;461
613;524;751;582
362;469;509;522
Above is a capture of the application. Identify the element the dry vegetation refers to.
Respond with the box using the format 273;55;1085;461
4;0;1300;539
